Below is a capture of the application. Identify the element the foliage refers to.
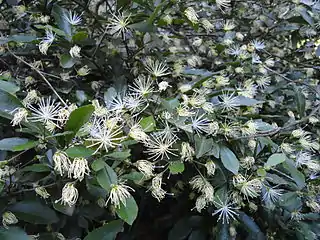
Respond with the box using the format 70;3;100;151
0;0;320;239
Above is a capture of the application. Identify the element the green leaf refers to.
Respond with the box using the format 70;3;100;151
0;138;37;152
295;89;306;117
257;168;267;177
219;145;239;174
116;196;138;225
106;150;131;160
72;31;88;43
0;227;29;240
298;7;313;26
0;181;4;193
279;192;302;212
217;223;229;240
96;165;118;192
0;89;23;119
64;105;94;144
1;35;37;44
238;211;263;234
282;159;305;190
169;161;185;174
53;202;75;216
0;80;19;94
188;230;206;240
91;159;106;172
21;164;50;172
264;153;286;168
195;135;213;159
121;171;144;183
9;201;59;224
52;4;72;41
161;98;180;113
84;220;123;240
60;54;76;68
140;116;156;132
129;21;156;33
65;146;95;158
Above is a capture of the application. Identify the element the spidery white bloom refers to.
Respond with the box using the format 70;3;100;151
252;53;262;64
158;81;171;92
77;65;90;76
86;119;124;154
189;175;214;202
144;134;178;161
129;75;154;96
219;92;238;111
240;156;255;169
291;210;304;221
232;174;247;187
10;107;28;126
134;160;154;178
184;7;198;24
22;90;39;106
55;183;79;207
177;104;195;117
227;44;244;56
2;211;18;228
189;91;207;107
256;76;271;89
106;182;134;208
295;151;312;168
69;45;81;58
205;161;216;176
201;19;214;32
63;10;82;25
28;97;62;127
39;28;55;55
53;151;71;176
262;187;283;204
194;194;207;212
144;58;170;78
240;179;262;198
191;114;210;135
280;142;294;154
68;157;90;181
181;142;195;162
223;20;236;31
212;197;239;224
216;0;231;12
124;93;148;114
241;120;257;136
251;40;265;51
107;11;131;38
150;174;167;202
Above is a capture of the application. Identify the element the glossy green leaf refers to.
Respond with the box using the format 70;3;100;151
217;223;229;240
116;196;138;225
21;164;50;172
195;135;213;159
53;202;75;216
9;201;59;224
52;4;72;40
60;54;76;68
72;31;88;43
219;145;239;174
121;171;144;183
0;80;19;94
91;159;106;172
161;98;180;113
264;153;286;168
295;89;306;117
0;227;29;240
282;159;305;190
84;220;123;240
65;146;95;158
169;161;185;174
140;116;156;132
106;150;131;160
0;89;23;119
0;138;36;152
64;105;94;143
97;164;118;192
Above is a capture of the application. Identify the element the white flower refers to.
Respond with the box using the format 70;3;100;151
134;160;154;178
227;45;244;56
2;211;18;228
240;179;262;199
55;183;79;207
189;175;214;201
53;151;71;176
189;91;206;107
223;20;236;31
181;142;195;162
106;182;134;208
256;76;271;89
144;134;178;161
195;195;207;212
86;119;124;154
241;120;258;136
216;0;231;11
129;123;149;142
107;11;131;38
205;161;216;176
292;128;305;138
63;10;82;25
212;197;239;224
68;157;90;181
240;156;255;169
22;90;39;106
262;187;283;204
201;19;214;32
158;81;171;92
191;114;210;135
124;93;148;114
150;174;167;202
291;210;304;221
184;7;198;24
219;92;239;111
28;97;62;127
144;58;170;78
77;65;90;76
10;107;28;126
39;28;55;55
35;186;50;199
252;53;262;64
251;39;265;51
129;75;154;96
69;45;81;58
295;151;312;168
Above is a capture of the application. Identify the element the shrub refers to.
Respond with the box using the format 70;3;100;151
0;0;319;239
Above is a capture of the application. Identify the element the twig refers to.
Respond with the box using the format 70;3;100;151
6;46;68;107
